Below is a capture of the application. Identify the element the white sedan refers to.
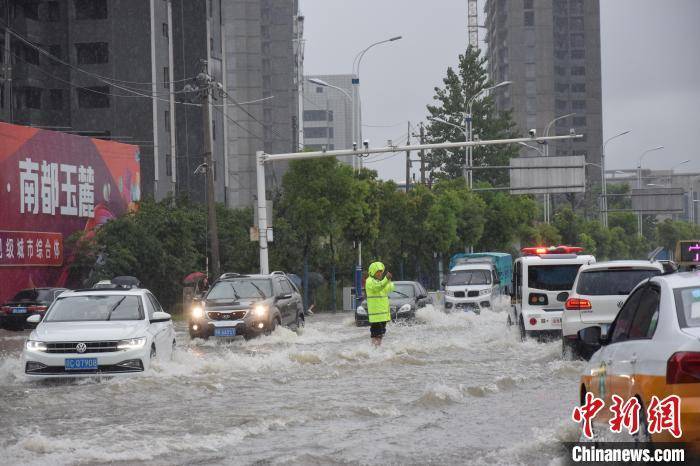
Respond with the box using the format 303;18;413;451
23;287;175;377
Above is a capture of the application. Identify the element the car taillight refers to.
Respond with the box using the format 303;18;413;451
529;317;537;326
27;306;48;312
667;352;700;384
565;298;592;311
0;306;10;314
529;293;548;306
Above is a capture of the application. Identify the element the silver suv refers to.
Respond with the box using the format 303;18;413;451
561;260;663;359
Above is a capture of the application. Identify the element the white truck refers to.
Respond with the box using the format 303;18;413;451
509;246;595;340
443;259;502;314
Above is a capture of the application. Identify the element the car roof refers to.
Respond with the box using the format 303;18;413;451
578;260;664;272
59;288;147;297
518;255;595;264
394;281;420;285
651;271;700;289
451;263;493;270
219;274;273;281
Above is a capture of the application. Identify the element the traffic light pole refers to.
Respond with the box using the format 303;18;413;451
255;133;582;274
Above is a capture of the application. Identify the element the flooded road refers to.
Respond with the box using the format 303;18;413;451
0;308;585;465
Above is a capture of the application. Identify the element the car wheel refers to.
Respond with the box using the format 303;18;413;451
295;312;305;331
170;339;176;361
150;345;156;360
265;318;278;336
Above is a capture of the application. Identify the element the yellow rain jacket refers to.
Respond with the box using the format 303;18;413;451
365;261;394;323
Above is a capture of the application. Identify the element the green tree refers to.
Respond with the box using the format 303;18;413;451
424;45;519;186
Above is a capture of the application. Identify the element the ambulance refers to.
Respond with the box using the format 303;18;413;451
509;246;595;340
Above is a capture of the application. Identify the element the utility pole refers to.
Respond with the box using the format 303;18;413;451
197;65;220;279
405;121;411;193
419;123;426;184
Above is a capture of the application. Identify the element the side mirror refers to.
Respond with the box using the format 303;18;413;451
417;294;427;300
150;311;171;323
577;326;607;349
276;293;292;300
26;314;42;324
556;292;569;303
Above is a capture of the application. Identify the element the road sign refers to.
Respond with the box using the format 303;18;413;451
631;187;684;213
509;155;586;194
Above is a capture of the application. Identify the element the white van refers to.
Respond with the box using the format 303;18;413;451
444;261;501;314
509;246;595;340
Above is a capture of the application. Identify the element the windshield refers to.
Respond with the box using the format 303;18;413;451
577;269;660;296
390;284;415;299
45;295;143;322
446;270;491;286
11;289;56;303
675;287;700;328
206;279;272;300
527;265;582;291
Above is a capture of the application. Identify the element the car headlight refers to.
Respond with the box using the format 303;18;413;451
356;306;367;315
399;304;412;313
191;305;204;319
117;337;147;350
445;290;454;297
253;304;267;317
25;340;47;352
479;289;491;296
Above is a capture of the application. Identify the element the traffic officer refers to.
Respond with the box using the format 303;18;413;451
365;261;394;346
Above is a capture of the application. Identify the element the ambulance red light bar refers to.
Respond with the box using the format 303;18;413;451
521;245;584;256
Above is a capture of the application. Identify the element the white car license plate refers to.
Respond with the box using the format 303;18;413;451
552;317;562;325
12;307;27;314
214;327;236;337
65;358;98;371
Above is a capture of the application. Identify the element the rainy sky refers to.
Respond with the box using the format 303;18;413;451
299;0;700;181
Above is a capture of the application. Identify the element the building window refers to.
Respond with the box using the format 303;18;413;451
570;0;584;15
46;2;60;21
525;80;536;96
555;66;566;76
572;100;586;111
48;44;61;59
573;150;588;157
573;116;587;126
524;11;534;27
75;0;107;20
523;0;533;9
555;82;569;93
570;33;585;48
77;86;110;108
166;154;172;177
570;17;584;31
75;42;109;65
164;111;170;132
162;23;169;39
571;83;586;93
554;33;568;50
571;66;586;76
555;99;568;111
315;86;324;93
554;50;567;60
571;49;585;60
303;110;332;121
17;87;42;109
23;1;39;20
163;67;170;89
48;89;64;110
304;127;329;139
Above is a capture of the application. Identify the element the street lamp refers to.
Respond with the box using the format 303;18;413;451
518;141;545;157
465;80;511;189
637;145;664;236
668;159;690;185
351;35;403;171
540;113;576;223
600;130;631;228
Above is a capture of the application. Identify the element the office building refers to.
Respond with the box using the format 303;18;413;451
484;0;603;185
222;0;303;208
302;74;354;156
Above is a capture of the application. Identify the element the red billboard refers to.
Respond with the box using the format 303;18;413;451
0;122;140;303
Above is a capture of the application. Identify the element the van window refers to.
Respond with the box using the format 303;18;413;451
576;269;659;296
527;264;582;291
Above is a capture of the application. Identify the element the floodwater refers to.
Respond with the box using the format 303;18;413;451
0;306;586;465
